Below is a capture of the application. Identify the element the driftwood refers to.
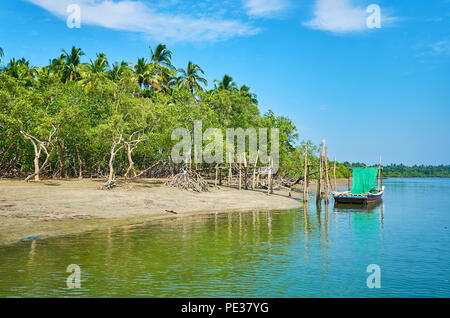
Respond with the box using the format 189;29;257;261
165;169;209;192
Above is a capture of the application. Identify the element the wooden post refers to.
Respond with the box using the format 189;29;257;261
252;150;259;190
303;146;308;201
243;152;248;190
215;164;218;188
219;166;223;185
347;167;351;191
381;168;383;190
269;157;274;194
333;157;337;192
324;147;330;203
228;152;232;185
379;156;383;190
267;156;272;195
239;153;242;191
316;142;324;203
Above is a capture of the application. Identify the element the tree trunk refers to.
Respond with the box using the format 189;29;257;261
58;140;65;178
33;153;40;181
76;147;83;179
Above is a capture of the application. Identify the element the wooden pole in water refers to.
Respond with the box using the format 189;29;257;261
324;147;330;203
333;157;337;192
347;166;350;191
303;146;308;201
379;156;383;190
316;141;324;203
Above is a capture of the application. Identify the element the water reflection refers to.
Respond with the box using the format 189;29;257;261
0;196;385;298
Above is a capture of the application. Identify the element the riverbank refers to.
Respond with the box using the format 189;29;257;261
0;178;349;245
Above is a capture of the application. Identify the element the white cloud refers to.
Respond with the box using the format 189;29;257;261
26;0;259;42
303;0;396;33
243;0;289;17
431;40;450;56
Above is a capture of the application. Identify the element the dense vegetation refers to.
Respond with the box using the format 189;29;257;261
345;163;450;178
0;44;312;182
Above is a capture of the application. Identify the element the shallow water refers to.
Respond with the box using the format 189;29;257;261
0;178;449;297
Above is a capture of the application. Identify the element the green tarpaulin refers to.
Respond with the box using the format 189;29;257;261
350;168;379;195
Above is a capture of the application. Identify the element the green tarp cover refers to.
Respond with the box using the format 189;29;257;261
350;168;379;195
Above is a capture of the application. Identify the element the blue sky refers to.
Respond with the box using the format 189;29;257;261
1;0;449;165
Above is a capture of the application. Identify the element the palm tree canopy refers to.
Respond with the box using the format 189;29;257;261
61;46;85;83
214;74;237;90
149;44;173;69
178;61;208;94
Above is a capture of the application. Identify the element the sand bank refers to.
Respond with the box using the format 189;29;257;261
0;178;350;245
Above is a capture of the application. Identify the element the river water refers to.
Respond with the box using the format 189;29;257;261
0;178;449;297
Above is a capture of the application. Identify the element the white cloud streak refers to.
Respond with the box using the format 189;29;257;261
26;0;259;42
243;0;289;17
303;0;396;33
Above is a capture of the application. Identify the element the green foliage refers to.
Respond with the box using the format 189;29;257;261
0;45;302;178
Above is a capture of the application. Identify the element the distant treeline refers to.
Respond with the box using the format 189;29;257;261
343;163;450;178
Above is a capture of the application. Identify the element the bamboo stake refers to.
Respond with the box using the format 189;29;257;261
324;147;330;203
239;153;242;191
347;167;350;191
270;156;273;194
316;142;324;203
303;146;308;201
243;152;248;190
228;152;232;185
333;157;337;191
252;150;259;189
267;156;272;195
215;164;218;188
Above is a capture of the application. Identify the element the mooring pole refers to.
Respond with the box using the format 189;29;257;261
347;166;350;191
324;146;330;203
303;146;308;201
316;141;324;203
333;157;337;192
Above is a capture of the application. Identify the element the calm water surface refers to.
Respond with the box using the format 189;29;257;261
0;178;449;297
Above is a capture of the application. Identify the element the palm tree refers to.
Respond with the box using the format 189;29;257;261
149;44;173;69
4;58;36;86
80;53;110;91
214;74;237;91
86;53;109;74
149;44;175;91
177;61;208;94
239;85;258;105
0;47;4;64
133;57;160;91
109;61;131;82
61;46;85;83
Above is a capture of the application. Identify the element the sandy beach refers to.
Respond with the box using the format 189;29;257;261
0;178;349;245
